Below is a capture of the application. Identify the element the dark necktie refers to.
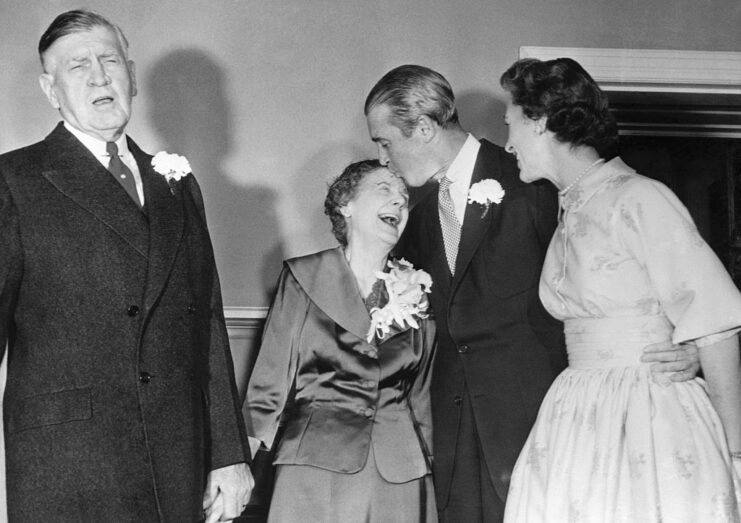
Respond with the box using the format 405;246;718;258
438;176;461;275
106;142;140;206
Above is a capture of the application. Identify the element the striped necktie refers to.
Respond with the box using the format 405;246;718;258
106;142;140;206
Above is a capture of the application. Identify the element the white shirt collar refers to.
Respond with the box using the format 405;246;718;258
62;121;145;205
445;133;480;185
443;133;480;224
63;121;129;166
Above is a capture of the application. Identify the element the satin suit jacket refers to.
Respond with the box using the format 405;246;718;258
395;140;567;506
0;123;249;522
245;248;435;483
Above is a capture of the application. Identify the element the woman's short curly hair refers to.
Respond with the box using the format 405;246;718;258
500;57;618;156
324;159;384;246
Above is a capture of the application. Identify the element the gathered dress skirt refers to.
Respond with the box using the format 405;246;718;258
505;316;741;522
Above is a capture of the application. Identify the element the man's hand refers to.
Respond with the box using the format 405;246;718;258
641;340;700;383
202;463;254;523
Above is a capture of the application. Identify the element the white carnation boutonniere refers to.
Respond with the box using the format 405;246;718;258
366;258;433;343
468;179;505;218
152;151;192;194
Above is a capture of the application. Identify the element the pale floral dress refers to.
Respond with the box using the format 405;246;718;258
504;158;741;522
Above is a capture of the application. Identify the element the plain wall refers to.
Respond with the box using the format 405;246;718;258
2;0;740;308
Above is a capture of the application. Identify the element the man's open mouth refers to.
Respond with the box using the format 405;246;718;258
379;213;400;227
92;96;114;105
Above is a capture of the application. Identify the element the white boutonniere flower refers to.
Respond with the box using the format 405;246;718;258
366;258;433;342
468;179;505;218
152;152;192;193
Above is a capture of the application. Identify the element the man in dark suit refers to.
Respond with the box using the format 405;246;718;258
364;64;699;522
0;10;252;521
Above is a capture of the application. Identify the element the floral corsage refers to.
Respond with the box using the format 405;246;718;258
152;151;192;193
366;258;433;342
468;179;505;217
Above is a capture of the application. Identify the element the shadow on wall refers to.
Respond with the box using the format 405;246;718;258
145;48;284;307
456;89;508;147
286;141;369;259
2;57;62;154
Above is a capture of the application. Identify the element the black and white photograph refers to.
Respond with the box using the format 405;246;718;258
0;1;740;521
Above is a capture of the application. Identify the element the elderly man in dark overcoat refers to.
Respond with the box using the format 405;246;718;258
0;9;252;522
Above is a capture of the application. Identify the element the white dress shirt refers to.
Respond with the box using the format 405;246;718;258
64;122;145;205
442;133;480;226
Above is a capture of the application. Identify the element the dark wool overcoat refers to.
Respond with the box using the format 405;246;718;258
395;140;568;511
0;123;249;522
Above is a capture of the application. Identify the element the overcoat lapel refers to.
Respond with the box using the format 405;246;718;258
452;142;501;290
131;138;185;314
287;248;371;341
40;123;149;257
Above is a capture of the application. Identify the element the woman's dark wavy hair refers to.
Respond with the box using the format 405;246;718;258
500;57;618;156
324;159;384;246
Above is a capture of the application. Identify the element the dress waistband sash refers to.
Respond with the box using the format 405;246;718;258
564;315;674;369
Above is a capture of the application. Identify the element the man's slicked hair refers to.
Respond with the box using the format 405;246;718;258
38;9;129;68
364;64;459;137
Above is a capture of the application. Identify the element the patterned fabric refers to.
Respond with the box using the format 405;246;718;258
363;271;388;311
504;157;741;522
106;141;140;206
438;176;461;274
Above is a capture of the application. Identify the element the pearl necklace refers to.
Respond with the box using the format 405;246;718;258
559;158;605;195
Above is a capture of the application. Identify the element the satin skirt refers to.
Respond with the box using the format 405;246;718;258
267;445;437;523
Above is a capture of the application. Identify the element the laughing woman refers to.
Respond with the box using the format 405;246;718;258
244;159;437;522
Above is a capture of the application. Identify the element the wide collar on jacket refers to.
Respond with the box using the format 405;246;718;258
39;122;185;313
286;247;372;343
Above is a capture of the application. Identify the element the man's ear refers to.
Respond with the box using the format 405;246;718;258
415;115;437;143
38;73;60;109
128;60;137;97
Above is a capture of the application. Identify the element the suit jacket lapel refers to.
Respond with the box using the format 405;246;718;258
287;247;371;341
132;138;185;313
40;123;149;257
452;142;501;289
419;192;452;298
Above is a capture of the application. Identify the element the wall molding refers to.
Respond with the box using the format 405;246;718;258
223;307;268;392
519;47;741;95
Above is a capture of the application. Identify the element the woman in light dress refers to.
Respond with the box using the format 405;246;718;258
244;160;437;522
500;57;741;522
